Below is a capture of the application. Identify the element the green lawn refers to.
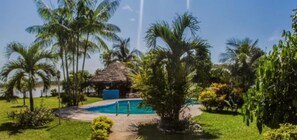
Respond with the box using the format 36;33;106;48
0;97;102;140
0;97;264;140
193;111;264;140
137;111;264;140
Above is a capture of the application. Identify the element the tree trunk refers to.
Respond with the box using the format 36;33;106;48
29;87;34;111
75;32;80;106
23;92;26;106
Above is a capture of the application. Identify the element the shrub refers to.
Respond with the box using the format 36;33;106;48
7;107;54;127
199;83;242;111
263;124;297;140
91;116;113;140
243;32;297;132
61;92;86;106
50;89;58;96
91;129;108;140
198;89;216;110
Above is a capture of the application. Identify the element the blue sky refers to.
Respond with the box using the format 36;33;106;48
0;0;296;73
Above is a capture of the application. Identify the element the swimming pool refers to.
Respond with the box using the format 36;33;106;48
85;100;155;114
85;99;199;115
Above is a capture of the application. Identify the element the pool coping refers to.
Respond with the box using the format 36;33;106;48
57;98;203;132
80;98;157;116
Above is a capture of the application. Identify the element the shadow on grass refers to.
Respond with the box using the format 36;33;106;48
132;123;220;140
202;109;242;116
0;122;48;135
11;105;27;108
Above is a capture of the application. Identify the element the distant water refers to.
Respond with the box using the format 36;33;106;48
0;86;59;98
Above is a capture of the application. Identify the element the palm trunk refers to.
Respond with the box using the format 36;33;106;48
65;50;70;92
29;80;34;111
72;49;76;106
75;32;80;106
60;48;66;82
81;33;89;91
81;33;89;76
23;92;26;106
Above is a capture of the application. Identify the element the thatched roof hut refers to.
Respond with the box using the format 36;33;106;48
89;62;131;84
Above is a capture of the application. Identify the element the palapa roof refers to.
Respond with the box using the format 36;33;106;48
89;62;131;84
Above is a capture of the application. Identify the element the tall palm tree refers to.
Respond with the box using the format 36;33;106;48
144;13;210;122
27;0;121;106
0;42;56;111
101;49;114;66
220;38;264;91
80;0;120;73
112;38;143;62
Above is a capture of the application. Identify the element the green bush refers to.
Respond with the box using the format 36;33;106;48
91;129;108;140
7;107;54;127
198;89;216;110
91;116;113;140
263;124;297;140
243;32;297;132
199;83;241;111
50;89;58;96
61;92;86;106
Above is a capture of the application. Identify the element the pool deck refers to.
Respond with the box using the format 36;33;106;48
58;98;203;139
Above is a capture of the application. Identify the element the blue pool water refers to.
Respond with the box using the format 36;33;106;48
86;100;155;114
85;99;199;115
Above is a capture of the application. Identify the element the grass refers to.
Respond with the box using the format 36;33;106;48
193;110;264;140
0;97;265;140
0;96;102;140
137;110;264;140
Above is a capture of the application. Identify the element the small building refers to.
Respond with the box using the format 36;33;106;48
89;62;132;98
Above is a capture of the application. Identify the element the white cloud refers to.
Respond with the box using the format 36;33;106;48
129;18;136;22
122;4;133;12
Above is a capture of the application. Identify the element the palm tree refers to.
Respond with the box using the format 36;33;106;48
101;49;114;66
80;0;120;73
112;38;142;62
0;42;56;111
144;13;210;122
27;0;121;106
220;38;264;91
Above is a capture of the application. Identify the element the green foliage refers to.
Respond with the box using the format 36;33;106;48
131;13;211;130
61;70;91;106
199;83;243;111
101;37;143;67
243;32;297;133
61;92;86;106
91;129;108;140
131;51;196;124
210;64;232;84
0;42;56;111
7;106;54;127
263;124;297;140
92;116;113;132
28;0;121;107
50;89;58;96
220;38;264;91
198;88;217;110
91;116;113;140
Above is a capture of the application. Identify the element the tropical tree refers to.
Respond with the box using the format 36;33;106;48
8;77;29;106
244;8;297;133
220;38;264;91
131;13;210;128
27;0;121;106
243;32;297;133
112;38;142;62
101;37;143;68
0;42;56;111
